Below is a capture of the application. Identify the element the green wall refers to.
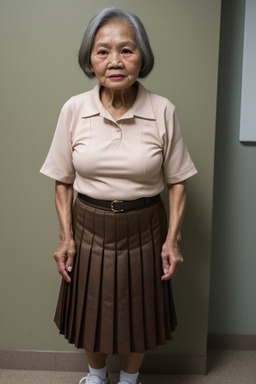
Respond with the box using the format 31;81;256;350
0;0;221;357
209;0;256;335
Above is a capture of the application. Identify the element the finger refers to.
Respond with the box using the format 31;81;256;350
54;255;72;283
65;253;75;273
161;261;179;281
57;262;71;283
60;270;71;283
162;256;169;275
161;268;175;280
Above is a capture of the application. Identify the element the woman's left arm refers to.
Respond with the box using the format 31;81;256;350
161;181;186;281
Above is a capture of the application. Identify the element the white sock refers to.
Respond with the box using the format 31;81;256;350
88;364;107;380
119;370;139;384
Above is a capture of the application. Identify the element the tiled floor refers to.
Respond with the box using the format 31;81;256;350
0;350;256;384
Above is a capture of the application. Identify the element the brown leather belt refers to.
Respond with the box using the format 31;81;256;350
78;193;160;213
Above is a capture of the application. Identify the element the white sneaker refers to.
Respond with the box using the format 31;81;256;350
117;382;141;384
79;373;110;384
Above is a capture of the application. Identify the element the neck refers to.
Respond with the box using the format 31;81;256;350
100;85;137;110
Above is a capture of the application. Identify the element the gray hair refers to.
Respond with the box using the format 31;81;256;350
78;7;154;78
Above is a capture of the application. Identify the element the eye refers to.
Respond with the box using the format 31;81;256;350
97;50;108;56
122;49;133;54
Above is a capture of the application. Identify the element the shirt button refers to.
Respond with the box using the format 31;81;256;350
116;128;121;132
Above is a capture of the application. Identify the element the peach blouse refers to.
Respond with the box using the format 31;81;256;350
40;82;197;200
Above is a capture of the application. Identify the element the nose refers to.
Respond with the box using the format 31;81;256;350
107;51;124;69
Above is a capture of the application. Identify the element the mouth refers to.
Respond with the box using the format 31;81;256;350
108;74;126;80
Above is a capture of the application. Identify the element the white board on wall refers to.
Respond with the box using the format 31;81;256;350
239;0;256;142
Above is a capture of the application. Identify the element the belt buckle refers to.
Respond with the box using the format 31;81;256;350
111;200;124;213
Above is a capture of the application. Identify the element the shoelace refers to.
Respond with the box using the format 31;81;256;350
79;373;106;384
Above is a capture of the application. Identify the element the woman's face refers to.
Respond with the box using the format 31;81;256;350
90;20;142;92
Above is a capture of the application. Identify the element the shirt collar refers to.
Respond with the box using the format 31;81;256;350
131;82;156;120
80;84;104;118
81;81;156;120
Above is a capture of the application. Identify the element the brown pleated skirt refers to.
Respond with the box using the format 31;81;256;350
54;196;177;355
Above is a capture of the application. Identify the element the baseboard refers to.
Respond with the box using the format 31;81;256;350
208;334;256;350
2;336;254;373
0;350;207;374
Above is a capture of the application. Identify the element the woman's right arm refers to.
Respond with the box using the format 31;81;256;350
54;181;76;283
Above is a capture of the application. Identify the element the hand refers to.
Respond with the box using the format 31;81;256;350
161;239;184;281
53;236;76;283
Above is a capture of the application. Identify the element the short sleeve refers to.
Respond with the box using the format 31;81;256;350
163;110;197;184
40;102;76;183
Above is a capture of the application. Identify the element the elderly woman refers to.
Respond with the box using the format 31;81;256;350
41;6;197;384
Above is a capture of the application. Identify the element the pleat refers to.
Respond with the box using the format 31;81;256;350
115;212;130;354
54;199;88;345
54;196;177;354
74;206;94;347
127;210;145;352
139;207;158;350
149;200;168;344
97;212;116;354
54;279;66;332
66;205;87;343
82;208;104;351
157;200;178;337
